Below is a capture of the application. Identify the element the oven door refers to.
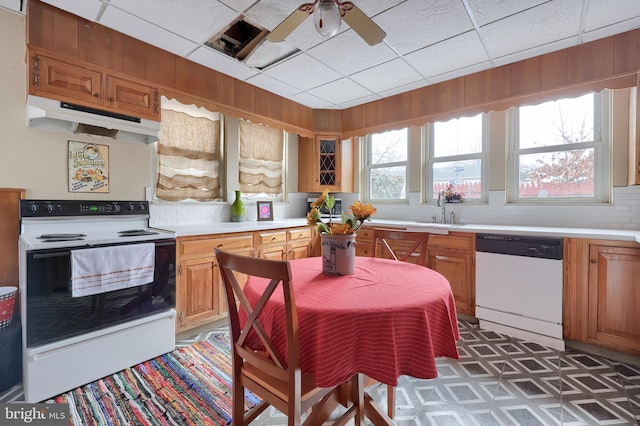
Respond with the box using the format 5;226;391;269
24;239;176;347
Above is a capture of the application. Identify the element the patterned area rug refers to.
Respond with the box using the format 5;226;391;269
47;333;260;425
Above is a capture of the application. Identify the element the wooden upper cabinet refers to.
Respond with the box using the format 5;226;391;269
105;75;158;118
30;53;102;104
298;134;353;192
29;50;160;121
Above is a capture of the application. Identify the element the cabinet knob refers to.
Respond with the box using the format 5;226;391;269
93;93;100;97
590;258;597;264
109;96;114;102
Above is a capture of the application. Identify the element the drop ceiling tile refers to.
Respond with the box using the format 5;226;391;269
245;73;301;98
263;53;343;91
307;30;396;76
582;17;640;43
41;0;103;21
584;0;640;32
404;31;489;79
350;58;423;93
491;37;578;66
378;80;429;100
107;0;237;44
375;0;474;55
288;91;334;109
188;46;259;81
426;60;491;85
307;78;374;105
337;93;381;109
479;0;584;58
99;6;199;57
218;0;258;14
244;40;299;70
465;0;548;26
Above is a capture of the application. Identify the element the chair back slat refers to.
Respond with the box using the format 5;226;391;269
216;249;298;377
372;229;429;266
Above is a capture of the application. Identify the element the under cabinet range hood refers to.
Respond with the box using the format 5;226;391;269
26;95;160;144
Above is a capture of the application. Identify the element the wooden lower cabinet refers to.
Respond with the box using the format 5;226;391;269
565;238;640;355
427;233;475;317
176;226;314;333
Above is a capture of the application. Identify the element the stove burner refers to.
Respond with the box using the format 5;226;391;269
41;237;85;243
118;230;159;237
37;233;87;241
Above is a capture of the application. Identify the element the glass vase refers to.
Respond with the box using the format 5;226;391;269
231;190;245;222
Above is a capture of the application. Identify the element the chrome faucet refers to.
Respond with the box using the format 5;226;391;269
436;190;446;223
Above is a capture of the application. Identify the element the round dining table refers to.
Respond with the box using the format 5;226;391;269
242;256;460;389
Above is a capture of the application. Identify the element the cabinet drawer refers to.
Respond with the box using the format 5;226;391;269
357;228;374;243
179;234;254;257
356;242;373;257
428;234;473;251
257;230;287;246
287;227;312;241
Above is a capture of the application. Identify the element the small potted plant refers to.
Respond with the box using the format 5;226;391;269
444;183;464;203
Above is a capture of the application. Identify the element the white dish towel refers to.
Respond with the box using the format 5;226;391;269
71;243;155;297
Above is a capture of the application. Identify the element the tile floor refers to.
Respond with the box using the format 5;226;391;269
3;320;640;425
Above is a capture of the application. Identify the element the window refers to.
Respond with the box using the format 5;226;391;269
238;119;285;197
156;97;222;202
508;92;610;203
363;128;408;201
426;114;487;202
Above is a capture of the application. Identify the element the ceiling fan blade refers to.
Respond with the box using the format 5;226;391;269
340;2;386;46
267;3;315;42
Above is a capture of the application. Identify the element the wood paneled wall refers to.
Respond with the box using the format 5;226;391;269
342;33;639;137
27;0;640;139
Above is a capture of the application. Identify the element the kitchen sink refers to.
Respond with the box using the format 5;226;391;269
405;223;465;235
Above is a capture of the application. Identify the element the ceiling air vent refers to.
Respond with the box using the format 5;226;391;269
205;18;268;61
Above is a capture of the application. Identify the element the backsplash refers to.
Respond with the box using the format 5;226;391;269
374;186;640;230
150;187;640;231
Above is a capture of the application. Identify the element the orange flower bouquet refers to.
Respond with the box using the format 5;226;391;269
306;190;377;235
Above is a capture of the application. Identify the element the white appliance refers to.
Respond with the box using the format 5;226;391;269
19;200;176;402
475;233;564;350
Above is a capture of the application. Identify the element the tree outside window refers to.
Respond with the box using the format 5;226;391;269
511;92;609;202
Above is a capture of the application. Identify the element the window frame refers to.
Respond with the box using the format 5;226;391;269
506;90;611;204
424;113;489;204
361;128;409;203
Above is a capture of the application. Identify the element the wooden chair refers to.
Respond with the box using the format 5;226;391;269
372;228;429;266
215;249;340;426
370;228;430;418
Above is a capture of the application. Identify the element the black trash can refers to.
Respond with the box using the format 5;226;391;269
0;319;22;392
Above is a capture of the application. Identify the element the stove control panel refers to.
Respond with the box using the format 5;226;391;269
20;200;150;217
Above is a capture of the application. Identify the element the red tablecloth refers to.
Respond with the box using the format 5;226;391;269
242;256;460;388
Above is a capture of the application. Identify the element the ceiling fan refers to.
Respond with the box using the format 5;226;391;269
267;0;386;46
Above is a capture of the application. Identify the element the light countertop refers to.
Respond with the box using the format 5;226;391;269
161;218;640;243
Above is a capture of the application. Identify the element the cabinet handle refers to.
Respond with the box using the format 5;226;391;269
590;258;597;264
217;244;223;247
271;237;276;241
93;93;100;98
109;96;114;102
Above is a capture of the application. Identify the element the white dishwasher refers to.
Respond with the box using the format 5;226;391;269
475;233;564;350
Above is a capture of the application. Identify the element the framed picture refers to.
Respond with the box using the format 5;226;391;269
257;201;273;221
68;141;109;193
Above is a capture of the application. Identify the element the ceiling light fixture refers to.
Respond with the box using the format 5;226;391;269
313;0;341;37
